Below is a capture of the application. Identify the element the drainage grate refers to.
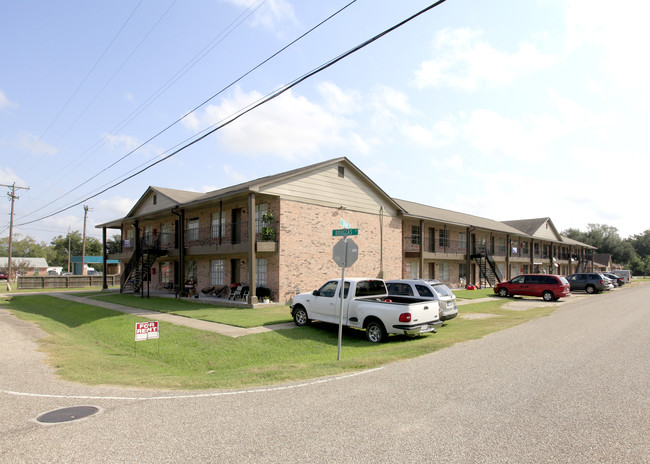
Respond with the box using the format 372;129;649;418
37;406;99;424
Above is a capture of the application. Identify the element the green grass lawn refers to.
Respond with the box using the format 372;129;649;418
89;293;293;327
3;292;556;390
452;287;495;299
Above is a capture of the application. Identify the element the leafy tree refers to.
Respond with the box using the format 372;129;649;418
627;230;650;257
106;234;122;254
0;234;50;258
562;223;638;266
49;231;103;269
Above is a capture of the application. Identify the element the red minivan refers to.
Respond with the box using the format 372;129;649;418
494;274;571;301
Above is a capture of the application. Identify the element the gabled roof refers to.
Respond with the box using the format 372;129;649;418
503;218;563;243
97;157;402;227
394;199;525;235
126;186;205;217
560;235;597;249
181;157;402;211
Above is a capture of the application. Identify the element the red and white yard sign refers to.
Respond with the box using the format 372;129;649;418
135;321;159;341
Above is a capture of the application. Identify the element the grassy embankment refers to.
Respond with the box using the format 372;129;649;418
3;287;554;390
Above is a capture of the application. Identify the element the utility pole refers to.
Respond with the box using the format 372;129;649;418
81;206;92;275
2;182;30;288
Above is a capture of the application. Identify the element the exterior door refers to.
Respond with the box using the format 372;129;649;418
231;208;242;244
231;259;240;284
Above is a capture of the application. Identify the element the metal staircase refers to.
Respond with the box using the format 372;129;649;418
471;245;503;288
120;236;167;294
576;260;589;273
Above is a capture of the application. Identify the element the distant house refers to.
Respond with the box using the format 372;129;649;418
593;253;613;272
0;257;49;276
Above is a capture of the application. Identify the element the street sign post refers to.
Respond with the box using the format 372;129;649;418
332;228;358;237
332;236;359;361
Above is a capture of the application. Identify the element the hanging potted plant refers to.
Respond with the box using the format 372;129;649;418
261;212;275;241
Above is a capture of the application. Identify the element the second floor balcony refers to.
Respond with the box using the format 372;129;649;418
119;220;279;257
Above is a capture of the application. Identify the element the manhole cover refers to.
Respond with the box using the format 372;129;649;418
37;406;99;424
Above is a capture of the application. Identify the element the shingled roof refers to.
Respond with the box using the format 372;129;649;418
394;199;525;235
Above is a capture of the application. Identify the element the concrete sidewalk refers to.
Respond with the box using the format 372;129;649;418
49;293;295;338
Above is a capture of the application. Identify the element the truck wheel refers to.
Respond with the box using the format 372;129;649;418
498;287;509;297
292;306;309;326
366;320;388;343
542;291;554;301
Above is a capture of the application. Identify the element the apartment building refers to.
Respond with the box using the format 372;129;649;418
97;157;595;304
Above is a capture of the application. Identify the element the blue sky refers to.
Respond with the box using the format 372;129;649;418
1;0;647;244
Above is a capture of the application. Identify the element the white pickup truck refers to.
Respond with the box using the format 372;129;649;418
290;278;443;343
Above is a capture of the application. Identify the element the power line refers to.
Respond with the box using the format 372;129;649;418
16;0;448;228
15;0;145;171
20;0;270;219
29;0;181;184
19;0;355;221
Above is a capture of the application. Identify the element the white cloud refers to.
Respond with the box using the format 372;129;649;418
372;85;411;114
14;132;58;156
564;0;650;105
317;82;362;115
0;90;17;110
223;164;248;184
103;133;160;158
414;28;558;91
401;123;434;147
221;0;296;31
184;86;354;159
97;195;135;219
0;166;26;186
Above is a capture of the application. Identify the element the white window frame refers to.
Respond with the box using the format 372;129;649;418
255;203;268;235
210;259;225;286
187;218;199;241
256;258;267;287
438;262;450;281
211;213;225;239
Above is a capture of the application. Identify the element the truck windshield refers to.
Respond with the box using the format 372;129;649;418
354;280;387;297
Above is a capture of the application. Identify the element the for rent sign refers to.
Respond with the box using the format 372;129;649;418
135;321;159;341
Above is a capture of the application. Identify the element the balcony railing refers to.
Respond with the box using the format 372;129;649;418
184;221;279;248
404;236;467;255
119;220;280;254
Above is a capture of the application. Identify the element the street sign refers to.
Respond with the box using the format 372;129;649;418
333;238;359;268
135;321;159;341
332;228;358;237
340;218;351;229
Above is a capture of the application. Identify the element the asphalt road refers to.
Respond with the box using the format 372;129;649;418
1;285;648;463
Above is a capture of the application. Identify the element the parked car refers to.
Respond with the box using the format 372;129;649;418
87;270;102;276
565;273;609;294
0;272;7;280
601;275;616;289
386;279;458;321
291;278;443;343
609;269;631;284
494;274;571;301
603;272;624;286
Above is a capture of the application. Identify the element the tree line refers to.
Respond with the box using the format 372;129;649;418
0;232;121;273
562;224;650;275
2;224;650;275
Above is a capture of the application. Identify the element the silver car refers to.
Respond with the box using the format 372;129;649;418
386;279;458;321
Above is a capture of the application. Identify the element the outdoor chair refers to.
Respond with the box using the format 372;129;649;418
229;285;243;300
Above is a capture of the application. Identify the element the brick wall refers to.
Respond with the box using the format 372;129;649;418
277;200;402;303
